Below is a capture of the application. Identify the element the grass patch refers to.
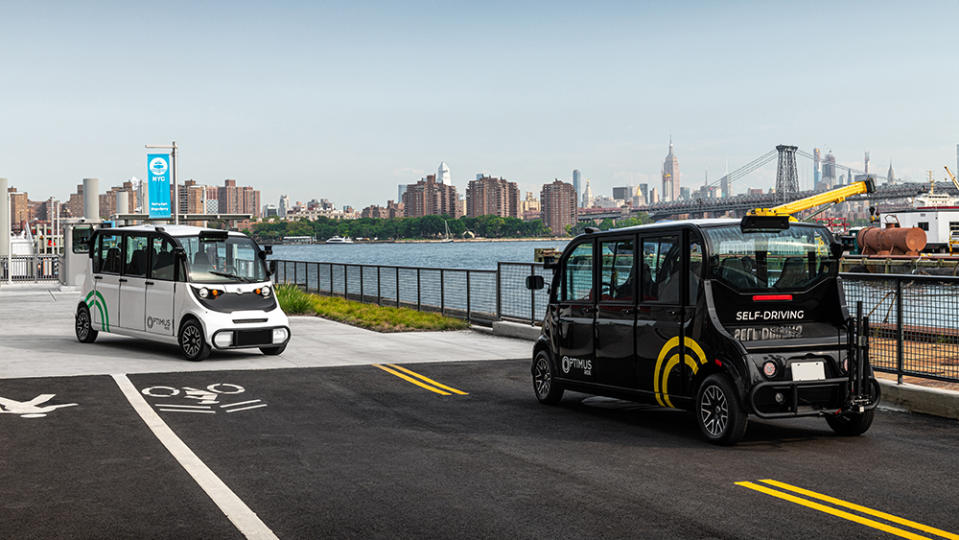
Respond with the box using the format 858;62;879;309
275;284;469;332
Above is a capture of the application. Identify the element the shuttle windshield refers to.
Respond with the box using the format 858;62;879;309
176;235;268;284
704;224;836;291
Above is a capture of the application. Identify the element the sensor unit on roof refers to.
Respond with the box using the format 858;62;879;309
584;227;600;234
740;215;789;233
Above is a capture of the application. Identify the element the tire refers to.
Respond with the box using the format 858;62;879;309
75;304;98;343
825;409;874;436
260;345;286;356
532;350;564;404
179;319;211;361
696;374;748;445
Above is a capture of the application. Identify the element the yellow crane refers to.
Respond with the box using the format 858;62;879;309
945;166;959;191
746;177;876;220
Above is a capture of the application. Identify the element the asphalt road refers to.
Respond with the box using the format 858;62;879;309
2;360;958;539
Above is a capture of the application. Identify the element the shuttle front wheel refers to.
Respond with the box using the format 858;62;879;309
696;374;748;445
533;351;564;405
825;409;874;436
75;304;98;343
179;319;211;361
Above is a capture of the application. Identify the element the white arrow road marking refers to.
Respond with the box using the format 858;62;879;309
0;394;78;418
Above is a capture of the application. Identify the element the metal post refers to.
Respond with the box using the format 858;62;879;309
172;141;178;225
294;261;298;288
896;278;904;384
416;268;421;311
496;263;502;320
329;263;334;294
440;269;445;315
360;266;364;301
466;271;471;323
396;266;400;307
530;263;536;325
377;266;381;305
344;264;348;298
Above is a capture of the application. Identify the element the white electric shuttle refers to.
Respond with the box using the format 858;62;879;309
75;225;290;360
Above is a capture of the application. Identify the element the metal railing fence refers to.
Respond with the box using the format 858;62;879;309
0;255;61;283
271;259;959;384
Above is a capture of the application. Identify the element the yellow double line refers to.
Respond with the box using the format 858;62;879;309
737;479;958;540
373;364;468;396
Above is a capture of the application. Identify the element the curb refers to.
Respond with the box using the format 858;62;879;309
878;379;959;421
491;321;541;341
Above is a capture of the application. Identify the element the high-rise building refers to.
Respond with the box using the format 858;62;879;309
398;184;408;202
864;151;870;176
437;162;451;184
402;175;459;217
637;183;649;205
217;179;260;217
822;152;837;188
572;169;582;206
465;176;520;218
612;186;632;201
887;162;895;185
662;138;680;202
8;188;29;231
813;148;822;190
540;180;577;235
521;192;541;213
279;195;290;217
582;180;593;208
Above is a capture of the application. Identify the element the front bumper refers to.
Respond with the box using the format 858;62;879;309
748;376;881;419
211;325;291;350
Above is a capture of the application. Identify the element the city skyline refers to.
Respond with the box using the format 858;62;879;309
2;2;958;208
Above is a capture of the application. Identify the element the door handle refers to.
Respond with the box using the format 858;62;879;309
118;278;128;283
145;281;155;286
94;275;103;280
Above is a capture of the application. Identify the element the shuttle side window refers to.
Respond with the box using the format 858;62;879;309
97;233;122;274
151;238;176;281
689;240;704;304
599;238;635;302
124;234;150;277
641;236;678;303
562;242;593;302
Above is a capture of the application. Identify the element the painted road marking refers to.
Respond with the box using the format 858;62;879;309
141;384;266;415
0;394;78;418
386;364;469;395
373;364;468;396
113;374;278;540
737;479;959;540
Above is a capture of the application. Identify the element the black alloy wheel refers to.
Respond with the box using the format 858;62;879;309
75;304;98;343
696;374;747;445
532;350;564;404
825;409;875;436
179;319;211;361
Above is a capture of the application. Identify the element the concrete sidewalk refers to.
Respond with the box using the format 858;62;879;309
0;289;531;380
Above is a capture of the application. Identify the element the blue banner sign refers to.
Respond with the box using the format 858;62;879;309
147;153;172;219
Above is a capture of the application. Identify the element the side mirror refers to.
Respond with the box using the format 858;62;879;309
542;256;558;269
257;251;267;260
526;275;545;290
263;245;273;255
830;242;844;259
268;260;277;277
173;247;186;260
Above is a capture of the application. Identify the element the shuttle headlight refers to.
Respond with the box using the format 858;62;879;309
272;328;289;344
762;361;778;378
255;286;272;297
213;332;233;348
198;287;209;299
193;287;224;300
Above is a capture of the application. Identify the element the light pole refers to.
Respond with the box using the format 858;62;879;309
145;141;178;224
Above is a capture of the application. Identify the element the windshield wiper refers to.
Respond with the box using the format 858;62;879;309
208;270;255;283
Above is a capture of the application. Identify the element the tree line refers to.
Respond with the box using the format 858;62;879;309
250;215;555;241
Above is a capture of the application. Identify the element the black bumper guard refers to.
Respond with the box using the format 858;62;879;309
749;301;882;419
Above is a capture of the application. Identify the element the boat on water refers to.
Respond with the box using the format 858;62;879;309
325;236;354;244
442;220;453;243
883;174;959;252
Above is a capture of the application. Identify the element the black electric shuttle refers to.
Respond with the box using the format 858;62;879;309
527;216;880;445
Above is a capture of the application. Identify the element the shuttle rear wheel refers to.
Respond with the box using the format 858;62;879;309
75;304;98;343
533;351;564;404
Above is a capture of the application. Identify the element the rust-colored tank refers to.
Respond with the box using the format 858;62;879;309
857;226;927;256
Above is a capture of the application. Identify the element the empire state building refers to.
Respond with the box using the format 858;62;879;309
662;139;680;202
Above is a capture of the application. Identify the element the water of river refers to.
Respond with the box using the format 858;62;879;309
270;240;569;269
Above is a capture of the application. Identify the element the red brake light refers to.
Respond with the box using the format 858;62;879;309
753;294;793;302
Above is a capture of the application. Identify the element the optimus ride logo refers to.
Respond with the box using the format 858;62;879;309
562;355;592;376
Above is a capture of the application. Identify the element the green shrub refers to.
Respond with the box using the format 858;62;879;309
275;284;316;315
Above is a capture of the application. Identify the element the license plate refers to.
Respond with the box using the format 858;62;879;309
791;361;825;381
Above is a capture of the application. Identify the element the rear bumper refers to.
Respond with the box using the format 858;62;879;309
748;376;881;419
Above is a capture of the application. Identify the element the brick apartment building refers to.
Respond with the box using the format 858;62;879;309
540;180;578;235
465;176;520;218
402;175;459;218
